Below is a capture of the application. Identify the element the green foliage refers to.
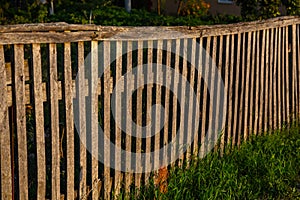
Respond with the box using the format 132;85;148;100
125;123;300;199
283;0;300;15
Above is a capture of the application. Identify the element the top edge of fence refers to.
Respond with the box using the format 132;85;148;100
0;16;299;44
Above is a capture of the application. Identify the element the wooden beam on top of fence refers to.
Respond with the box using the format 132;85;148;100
220;35;229;155
232;33;241;145
135;40;143;189
243;32;252;141
63;41;75;200
269;29;274;130
249;31;256;133
199;36;210;158
113;40;122;197
277;28;282;127
49;42;60;200
258;29;266;135
78;41;87;199
32;43;46;200
273;28;279;129
237;33;246;146
13;44;28;200
284;26;290;123
0;45;13;200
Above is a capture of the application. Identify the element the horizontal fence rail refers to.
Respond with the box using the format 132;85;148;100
0;16;299;200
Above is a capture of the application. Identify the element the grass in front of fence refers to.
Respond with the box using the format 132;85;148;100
123;123;300;199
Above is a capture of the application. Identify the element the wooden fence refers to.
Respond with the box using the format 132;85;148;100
0;16;300;200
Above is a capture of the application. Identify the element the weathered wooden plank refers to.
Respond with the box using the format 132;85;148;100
178;38;187;166
220;35;229;155
284;27;290;123
124;41;133;194
232;33;241;145
32;43;46;199
264;29;270;132
91;40;100;199
258;29;265;135
273;28;279;128
277;28;282;127
14;44;28;200
103;41;112;200
298;25;300;118
78;41;87;199
63;42;75;200
135;40;143;188
226;34;235;148
249;31;256;133
281;28;287;123
243;32;252;141
49;43;60;200
237;33;246;145
5;60;30;85
269;29;274;130
113;40;122;197
199;37;210;158
291;25;297;120
0;45;13;200
254;31;260;134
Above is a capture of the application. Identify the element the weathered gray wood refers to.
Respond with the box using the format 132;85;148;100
264;30;270;132
103;41;112;200
243;32;252;141
273;28;279;128
14;44;28;200
291;25;297;120
258;30;266;135
237;33;246;145
281;28;287;123
284;27;290;122
232;33;241;145
199;37;210;158
49;43;60;200
0;45;13;200
254;31;260;134
249;31;256;133
90;40;100;199
5;61;30;85
269;29;274;130
32;43;46;199
78;41;87;199
114;40;122;197
278;28;282;127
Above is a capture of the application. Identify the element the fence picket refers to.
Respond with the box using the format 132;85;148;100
259;29;266;134
269;29;274;130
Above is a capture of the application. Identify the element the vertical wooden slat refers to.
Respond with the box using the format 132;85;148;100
125;41;133;194
232;33;241;145
298;25;300;118
264;29;270;133
91;40;100;199
103;41;111;200
277;28;282;127
178;38;187;166
281;28;287;124
63;42;75;200
269;29;274;130
135;40;143;188
220;35;229;154
186;38;196;164
207;36;217;151
226;34;235;148
243;32;252;141
237;33;246;145
254;31;260;134
193;38;203;156
154;40;163;168
49;43;60;200
163;40;171;165
114;40;122;197
199;37;210;158
32;43;46;199
291;25;297;120
258;30;265;135
14;44;28;200
171;39;180;164
273;28;278;128
285;27;290;123
249;32;256;133
78;41;87;199
0;45;13;200
145;40;153;183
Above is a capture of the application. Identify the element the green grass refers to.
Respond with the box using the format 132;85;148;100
125;123;300;199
